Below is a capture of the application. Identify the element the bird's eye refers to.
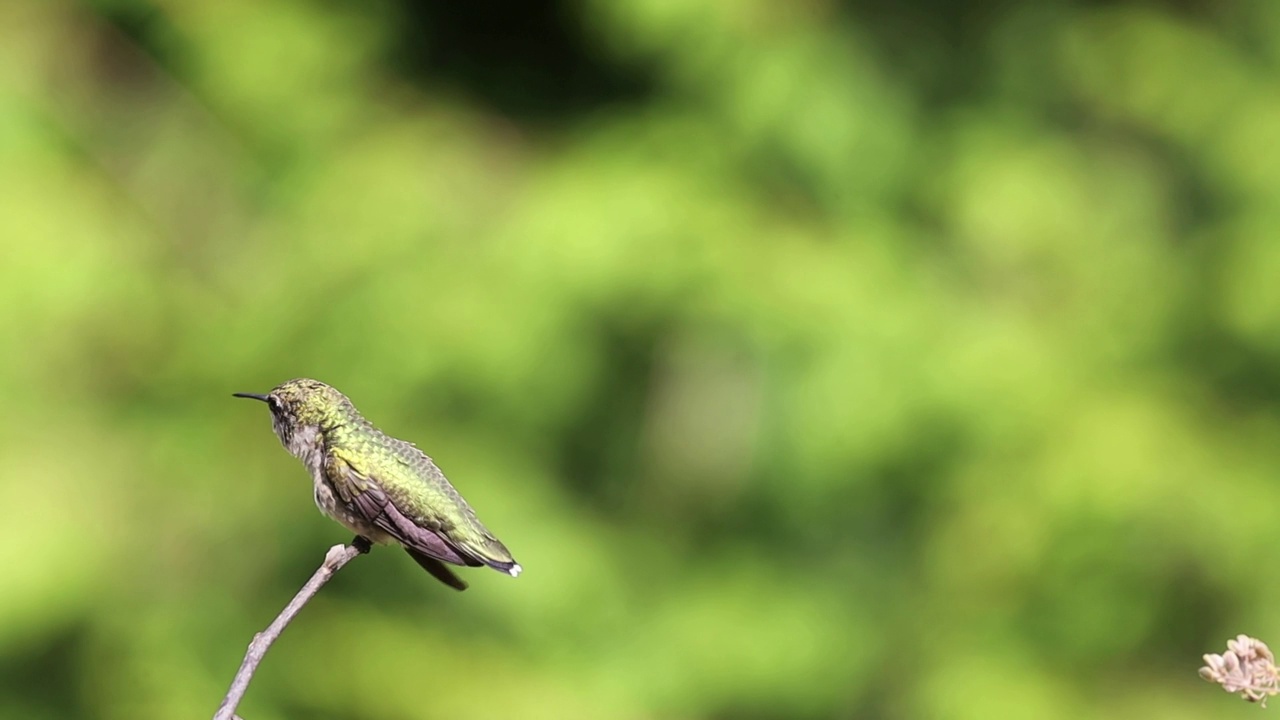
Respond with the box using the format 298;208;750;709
267;396;282;411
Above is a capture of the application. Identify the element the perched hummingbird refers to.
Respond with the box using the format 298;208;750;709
234;378;520;591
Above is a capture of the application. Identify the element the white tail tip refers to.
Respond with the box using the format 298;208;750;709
508;564;522;577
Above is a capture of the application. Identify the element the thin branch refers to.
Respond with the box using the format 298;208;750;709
213;537;371;720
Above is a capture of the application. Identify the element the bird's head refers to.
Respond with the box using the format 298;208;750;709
234;378;350;450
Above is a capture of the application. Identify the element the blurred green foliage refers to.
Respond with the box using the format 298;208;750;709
1;0;1279;718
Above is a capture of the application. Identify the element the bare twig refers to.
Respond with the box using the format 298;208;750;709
213;537;370;720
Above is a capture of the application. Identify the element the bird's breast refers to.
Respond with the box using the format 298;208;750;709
286;424;326;477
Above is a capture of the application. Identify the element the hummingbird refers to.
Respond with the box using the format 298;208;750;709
233;378;521;591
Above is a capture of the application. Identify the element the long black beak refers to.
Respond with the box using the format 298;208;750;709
233;392;271;403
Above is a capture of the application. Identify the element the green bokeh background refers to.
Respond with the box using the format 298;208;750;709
2;1;1278;718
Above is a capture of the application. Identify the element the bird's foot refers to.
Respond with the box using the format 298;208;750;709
352;536;373;554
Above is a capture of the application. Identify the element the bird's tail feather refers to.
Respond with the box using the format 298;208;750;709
485;558;522;577
405;548;468;591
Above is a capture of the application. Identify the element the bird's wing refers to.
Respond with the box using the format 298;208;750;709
384;449;522;576
325;446;480;568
